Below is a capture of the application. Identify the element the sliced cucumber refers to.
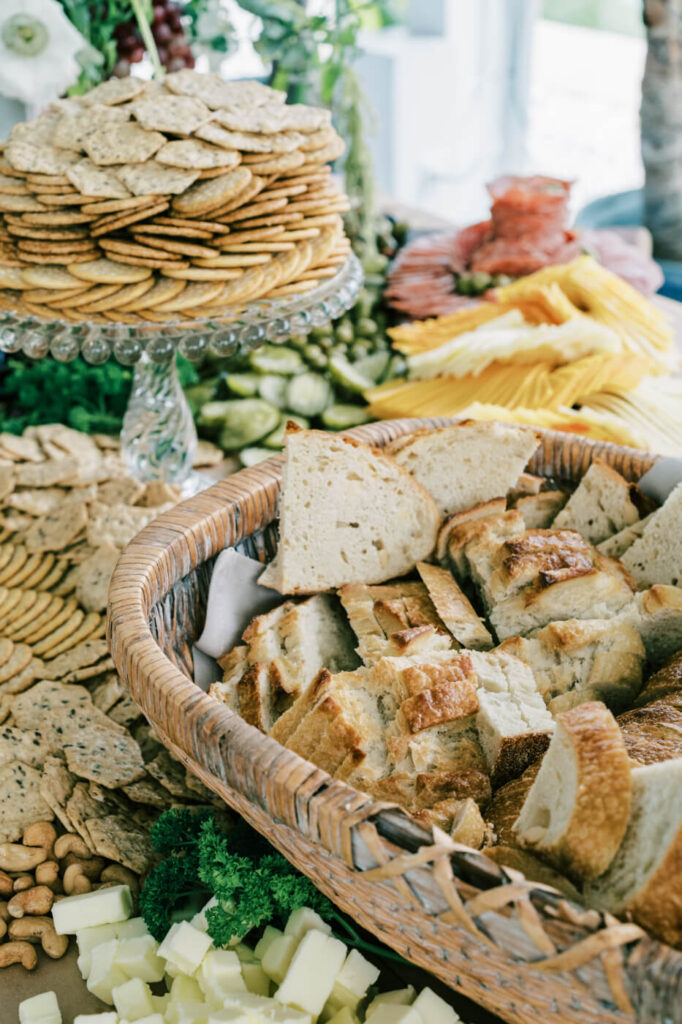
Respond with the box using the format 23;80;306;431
285;372;332;417
335;319;354;344
184;383;217;415
263;414;310;449
356;317;379;337
240;447;274;468
321;404;372;430
216;399;281;450
249;344;306;375
197;400;238;431
303;343;328;370
224;373;261;397
258;374;288;409
354;350;391;383
328;354;374;395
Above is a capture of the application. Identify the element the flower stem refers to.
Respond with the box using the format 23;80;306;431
130;0;164;79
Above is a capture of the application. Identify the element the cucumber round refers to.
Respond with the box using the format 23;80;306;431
216;399;281;451
285;372;332;417
258;374;288;409
321;404;372;430
249;344;306;375
354;350;390;383
224;373;261;397
239;447;274;468
263;414;310;449
197;400;238;431
328;355;374;395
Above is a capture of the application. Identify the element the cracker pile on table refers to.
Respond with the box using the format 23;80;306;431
0;71;350;324
0;425;226;876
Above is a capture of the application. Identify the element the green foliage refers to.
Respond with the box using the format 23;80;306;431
58;0;148;91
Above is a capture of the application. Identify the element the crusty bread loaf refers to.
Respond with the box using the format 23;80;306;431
552;460;642;544
634;647;682;708
388;420;540;519
499;618;645;714
617;584;682;666
618;703;682;765
436;498;507;563
597;512;656;559
446;510;525;585
487;761;542;846
416;562;493;650
338;581;453;664
509;472;546;497
259;428;440;593
585;759;682;947
413;796;488;846
476;690;553;787
513;702;631;880
621;483;682;588
510;491;568;529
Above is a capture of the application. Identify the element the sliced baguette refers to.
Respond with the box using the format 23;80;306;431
259;427;440;594
552;460;642;544
510;490;568;529
388;420;540;519
416;562;493;650
436;498;507;563
513;702;631;880
621;482;682;588
597;511;656;559
618;703;682;766
476;690;553;787
617;584;682;667
585;758;682;947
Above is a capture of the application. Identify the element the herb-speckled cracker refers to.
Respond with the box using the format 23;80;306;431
6;142;79;175
67;159;132;199
81;76;145;107
115;162;201;197
53;105;130;151
156;139;239;170
41;639;110;680
85;813;154;873
63;722;146;788
0;726;48;769
23;500;89;552
84;124;166;167
0;761;53;842
131;95;211;135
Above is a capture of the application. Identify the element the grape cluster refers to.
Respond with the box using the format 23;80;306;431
113;2;194;77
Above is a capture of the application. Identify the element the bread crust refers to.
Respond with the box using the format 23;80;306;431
401;679;480;733
625;826;682;947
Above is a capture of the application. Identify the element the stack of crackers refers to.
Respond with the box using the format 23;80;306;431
0;70;351;324
0;425;227;876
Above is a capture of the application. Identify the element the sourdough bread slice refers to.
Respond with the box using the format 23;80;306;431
416;562;493;650
436;498;507;563
513;702;631;880
585;758;682;947
447;510;526;584
388;420;540;519
552;461;642;544
621;483;682;588
259;428;440;594
487;761;542;846
634;647;682;708
338;581;453;665
510;491;568;529
618;703;682;766
597;512;656;559
476;690;553;787
617;584;682;666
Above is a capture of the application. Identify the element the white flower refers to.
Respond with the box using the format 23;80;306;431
0;0;89;107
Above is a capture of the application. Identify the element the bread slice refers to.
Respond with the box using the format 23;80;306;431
413;795;487;845
416;562;493;650
585;759;682;947
487;761;542;846
617;584;682;666
447;509;525;584
259;428;440;594
210;645;248;712
552;461;642;544
618;703;682;766
510;491;568;529
435;498;507;563
499;618;645;714
338;581;453;665
634;647;682;708
513;702;631;880
509;472;546;497
388;420;540;519
621;483;682;588
597;512;656;559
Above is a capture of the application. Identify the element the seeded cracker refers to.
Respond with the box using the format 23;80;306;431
81;75;145;106
0;761;53;842
85;814;154;873
156;139;239;170
52;105;131;151
131;94;212;135
40;639;110;680
115;162;201;196
0;726;49;769
63;723;146;788
67;159;132;199
84;123;166;166
5;143;79;175
23;501;89;553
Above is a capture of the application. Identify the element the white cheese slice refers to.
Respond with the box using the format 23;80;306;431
275;931;347;1016
115;934;165;983
112;976;156;1021
412;987;459;1023
336;949;380;997
86;939;128;1005
283;907;331;944
18;992;62;1024
157;920;213;975
52;885;133;935
261;934;297;984
241;962;271;996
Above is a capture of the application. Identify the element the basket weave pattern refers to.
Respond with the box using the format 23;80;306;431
109;419;682;1024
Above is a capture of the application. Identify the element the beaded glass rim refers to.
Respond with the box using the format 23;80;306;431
0;252;363;366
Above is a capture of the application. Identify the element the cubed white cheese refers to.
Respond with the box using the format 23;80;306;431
115;934;165;983
171;975;204;1003
115;917;149;940
261;934;297;985
205;1011;252;1024
335;949;380;998
411;987;459;1023
76;923;119;975
53;885;133;935
364;1008;421;1024
158;920;213;975
269;1008;313;1024
130;1016;164;1024
275;931;347;1016
18;992;62;1024
254;925;283;960
322;982;361;1019
219;993;272;1013
165;1000;210;1024
73;1015;119;1024
153;994;171;1015
325;1010;359;1024
198;948;247;1004
233;942;258;964
112;977;155;1021
191;896;219;934
86;939;128;1005
365;988;415;1017
241;962;271;996
283;907;331;944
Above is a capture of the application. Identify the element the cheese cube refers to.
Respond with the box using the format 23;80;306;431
234;942;259;964
19;992;62;1024
322;983;361;1019
115;917;149;940
191;896;219;934
275;931;347;1016
74;1016;119;1024
112;977;155;1021
53;885;133;935
336;950;380;997
365;1009;421;1024
158;920;213;974
171;975;204;1003
412;988;459;1023
326;1010;359;1024
116;934;165;983
241;962;271;996
261;934;297;984
165;1001;210;1024
87;939;128;1004
269;1008;313;1024
198;948;247;1004
283;907;331;944
153;994;171;1015
254;925;283;960
132;1017;165;1024
219;993;272;1013
205;1011;253;1024
76;923;119;975
365;988;415;1017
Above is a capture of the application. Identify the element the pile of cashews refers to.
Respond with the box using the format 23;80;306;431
0;821;139;970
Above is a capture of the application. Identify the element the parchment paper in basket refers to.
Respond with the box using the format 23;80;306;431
638;458;682;504
193;548;281;690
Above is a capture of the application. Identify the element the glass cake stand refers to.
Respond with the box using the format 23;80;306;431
0;253;363;486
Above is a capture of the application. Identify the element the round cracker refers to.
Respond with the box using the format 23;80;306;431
68;258;152;284
98;238;184;261
171;166;253;217
21;265;87;289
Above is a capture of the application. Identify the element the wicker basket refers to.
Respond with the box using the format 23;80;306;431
108;418;682;1024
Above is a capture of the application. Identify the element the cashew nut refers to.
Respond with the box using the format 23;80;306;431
9;916;69;959
0;844;47;873
13;874;34;893
100;864;139;894
35;861;60;891
0;919;6;941
53;835;91;861
0;871;12;898
62;867;91;896
0;901;9;922
0;942;37;970
22;822;56;859
8;885;54;919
